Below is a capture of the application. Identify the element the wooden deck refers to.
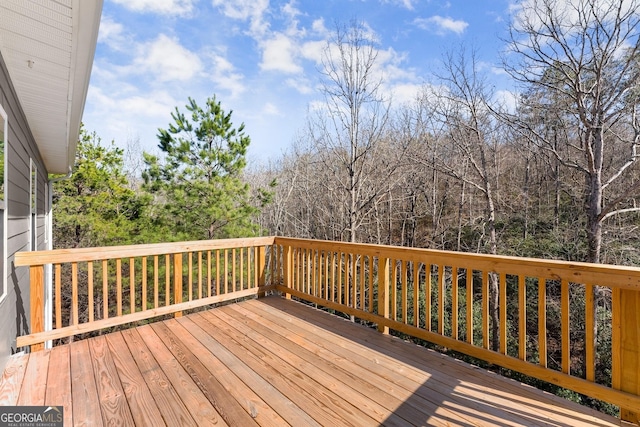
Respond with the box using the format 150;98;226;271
0;296;621;426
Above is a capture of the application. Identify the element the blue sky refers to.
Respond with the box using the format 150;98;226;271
82;0;518;163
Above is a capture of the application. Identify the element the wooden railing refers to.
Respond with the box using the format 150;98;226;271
273;237;640;424
15;237;276;351
15;236;640;423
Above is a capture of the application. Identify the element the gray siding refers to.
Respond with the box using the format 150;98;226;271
0;50;49;372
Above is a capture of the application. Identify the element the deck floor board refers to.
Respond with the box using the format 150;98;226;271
0;296;622;426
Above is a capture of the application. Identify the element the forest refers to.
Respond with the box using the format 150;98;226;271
51;0;640;416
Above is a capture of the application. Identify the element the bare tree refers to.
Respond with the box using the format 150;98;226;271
310;20;393;243
504;0;640;263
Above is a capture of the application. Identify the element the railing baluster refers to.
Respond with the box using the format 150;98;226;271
72;262;78;325
585;283;595;382
164;254;170;307
88;261;94;323
188;252;193;301
102;260;108;319
482;271;489;350
452;266;459;340
413;262;419;328
116;259;122;317
142;257;147;311
153;255;159;308
518;275;526;361
500;272;507;355
401;260;408;325
561;279;570;374
437;264;444;334
391;259;397;322
198;251;203;299
539;277;547;368
466;268;473;344
55;264;62;328
130;257;135;314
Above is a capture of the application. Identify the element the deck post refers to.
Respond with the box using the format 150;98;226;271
377;257;390;334
612;288;640;424
29;265;45;352
283;245;293;299
257;246;266;297
174;253;183;318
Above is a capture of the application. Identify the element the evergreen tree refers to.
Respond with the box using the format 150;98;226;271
53;127;150;248
143;96;263;240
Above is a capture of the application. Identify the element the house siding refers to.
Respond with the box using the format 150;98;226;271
0;50;49;372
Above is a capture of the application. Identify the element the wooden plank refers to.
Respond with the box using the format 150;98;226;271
121;327;198;426
15;237;275;265
0;354;28;405
70;340;103;426
226;302;443;427
194;311;369;427
178;315;317;426
207;307;393;425
17;349;50;404
150;321;258;426
137;324;225;426
264;297;619;427
251;299;529;426
104;332;165;427
45;345;72;426
164;318;286;427
88;336;135;426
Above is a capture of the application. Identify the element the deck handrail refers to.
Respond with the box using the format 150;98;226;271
14;235;640;423
272;237;640;424
15;237;276;351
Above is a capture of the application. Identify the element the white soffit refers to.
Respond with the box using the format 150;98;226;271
0;0;102;174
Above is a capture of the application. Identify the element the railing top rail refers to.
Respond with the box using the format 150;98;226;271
15;236;276;266
274;237;640;291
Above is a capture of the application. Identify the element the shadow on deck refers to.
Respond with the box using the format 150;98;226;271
0;296;620;426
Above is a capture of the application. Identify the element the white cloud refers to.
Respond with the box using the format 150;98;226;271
212;0;270;36
208;53;246;98
494;89;518;113
389;83;422;106
97;16;125;49
262;102;282;116
260;33;303;74
300;40;326;64
111;0;195;16
414;15;469;35
311;18;329;36
131;35;203;82
381;0;417;10
285;77;314;94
